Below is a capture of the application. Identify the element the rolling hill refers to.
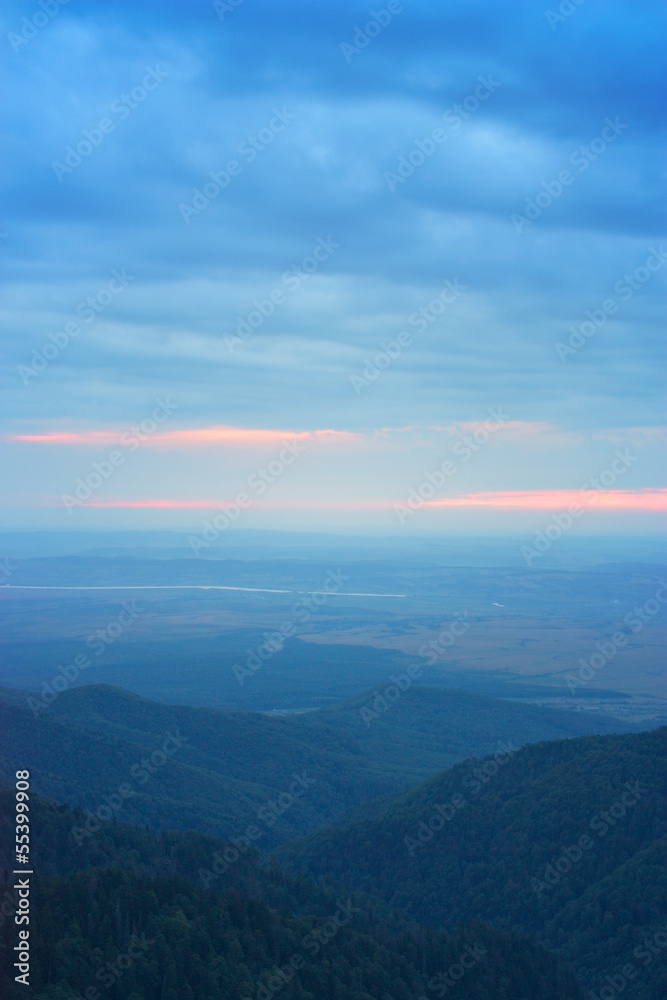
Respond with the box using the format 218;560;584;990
0;681;638;848
0;785;587;1000
276;726;667;998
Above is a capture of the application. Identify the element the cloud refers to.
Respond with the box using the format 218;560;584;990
1;0;664;530
426;489;667;511
5;426;360;447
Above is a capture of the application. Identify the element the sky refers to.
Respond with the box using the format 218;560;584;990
1;0;665;536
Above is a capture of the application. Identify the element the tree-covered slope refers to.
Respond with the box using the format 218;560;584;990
277;726;667;998
0;681;638;849
1;869;588;1000
0;788;585;1000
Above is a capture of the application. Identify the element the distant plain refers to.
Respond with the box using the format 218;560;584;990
1;533;665;724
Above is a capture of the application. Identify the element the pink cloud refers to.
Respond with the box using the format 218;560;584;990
6;426;360;447
22;489;667;512
425;489;667;510
61;497;394;510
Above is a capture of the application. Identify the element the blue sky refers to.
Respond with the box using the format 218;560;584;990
1;0;665;534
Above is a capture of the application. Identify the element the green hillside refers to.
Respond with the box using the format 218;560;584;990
0;682;634;849
277;727;667;998
0;788;585;1000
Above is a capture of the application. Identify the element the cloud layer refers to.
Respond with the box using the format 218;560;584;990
1;0;665;530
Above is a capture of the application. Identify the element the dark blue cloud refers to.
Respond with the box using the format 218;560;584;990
1;0;665;455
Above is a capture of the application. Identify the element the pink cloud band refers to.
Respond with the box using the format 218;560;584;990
424;489;667;510
6;426;357;447
33;489;667;510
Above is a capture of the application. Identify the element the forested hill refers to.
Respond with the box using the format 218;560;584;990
276;726;667;999
0;787;585;1000
1;691;663;997
0;681;635;849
